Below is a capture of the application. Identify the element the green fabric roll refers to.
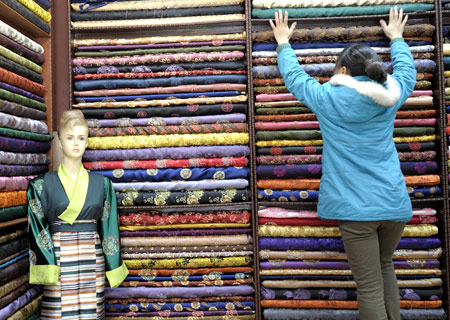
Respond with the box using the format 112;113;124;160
74;45;246;57
252;4;434;18
393;127;435;137
0;89;46;112
0;205;27;223
26;312;40;320
256;130;322;140
256;107;311;115
0;128;53;142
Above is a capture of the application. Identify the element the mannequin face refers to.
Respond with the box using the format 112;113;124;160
59;124;88;161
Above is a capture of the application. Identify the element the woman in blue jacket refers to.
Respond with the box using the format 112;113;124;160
270;7;415;320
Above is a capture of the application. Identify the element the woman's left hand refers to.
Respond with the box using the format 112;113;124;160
269;10;297;45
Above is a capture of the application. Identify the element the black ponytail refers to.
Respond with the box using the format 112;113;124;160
336;44;388;84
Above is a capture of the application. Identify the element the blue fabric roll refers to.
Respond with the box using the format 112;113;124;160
252;40;431;51
258;237;441;250
94;167;250;182
105;301;254;312
75;91;244;102
74;75;247;91
258;189;319;201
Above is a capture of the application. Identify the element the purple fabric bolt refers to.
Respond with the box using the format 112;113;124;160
0;286;42;319
259;260;439;269
76;40;246;51
83;145;250;161
0;82;45;102
105;285;254;298
106;311;254;317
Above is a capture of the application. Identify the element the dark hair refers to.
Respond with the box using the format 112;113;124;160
335;44;387;84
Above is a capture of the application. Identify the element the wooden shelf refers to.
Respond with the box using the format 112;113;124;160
0;2;50;38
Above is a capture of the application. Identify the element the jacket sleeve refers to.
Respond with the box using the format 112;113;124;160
277;43;325;115
390;38;417;109
99;177;128;288
27;177;60;285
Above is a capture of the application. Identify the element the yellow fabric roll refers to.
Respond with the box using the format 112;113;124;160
71;15;246;30
7;295;42;320
445;87;450;96
403;96;433;106
258;224;438;237
444;44;450;56
124;256;251;269
253;0;433;8
88;132;249;149
259;269;441;276
0;45;42;73
262;278;442;289
73;33;246;47
393;135;435;143
74;95;247;109
120;223;250;231
444;71;450;78
0;273;28;299
16;0;51;22
72;0;244;11
256;139;323;147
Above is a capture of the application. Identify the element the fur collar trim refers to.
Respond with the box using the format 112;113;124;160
329;74;401;107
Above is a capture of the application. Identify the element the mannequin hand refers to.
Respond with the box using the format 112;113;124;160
269;10;297;45
380;6;408;40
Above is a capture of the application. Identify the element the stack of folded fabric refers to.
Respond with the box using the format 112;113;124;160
108;204;255;319
258;206;446;320
1;0;51;34
70;0;245;30
0;20;52;320
252;0;434;19
73;31;250;206
443;25;450;186
253;23;440;201
71;8;254;317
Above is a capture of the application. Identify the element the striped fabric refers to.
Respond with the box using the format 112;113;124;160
40;231;105;319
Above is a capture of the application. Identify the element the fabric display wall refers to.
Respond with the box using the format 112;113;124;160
70;0;256;319
251;1;447;319
0;11;52;320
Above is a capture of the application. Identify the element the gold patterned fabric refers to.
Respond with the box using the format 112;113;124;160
88;133;249;149
71;15;246;30
121;235;252;247
107;316;256;320
72;0;244;11
256;139;323;147
258;224;438;237
0;274;28;299
73;95;247;109
0;229;26;244
16;0;51;21
124;256;251;269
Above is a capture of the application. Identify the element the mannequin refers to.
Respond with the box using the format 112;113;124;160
27;109;128;319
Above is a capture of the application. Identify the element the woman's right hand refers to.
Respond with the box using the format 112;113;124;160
380;6;408;40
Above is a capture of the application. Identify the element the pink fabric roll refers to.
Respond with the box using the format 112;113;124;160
394;118;436;127
0;176;36;191
255;121;320;130
410;90;433;96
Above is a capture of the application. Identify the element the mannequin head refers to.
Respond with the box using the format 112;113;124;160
58;110;88;161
